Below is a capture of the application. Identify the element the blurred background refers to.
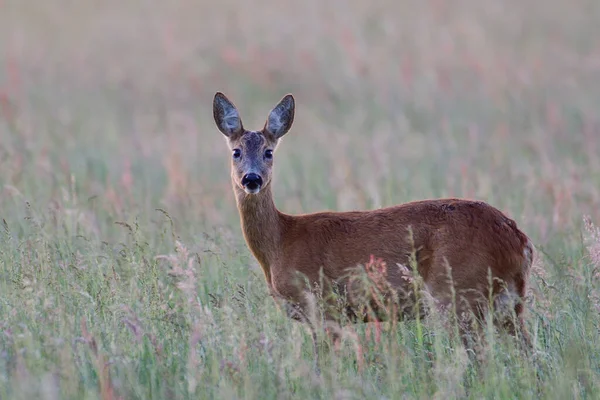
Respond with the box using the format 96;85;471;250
1;0;599;244
1;1;600;397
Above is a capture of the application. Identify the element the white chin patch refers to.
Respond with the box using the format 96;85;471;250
244;187;261;194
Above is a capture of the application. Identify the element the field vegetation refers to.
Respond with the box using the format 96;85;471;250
1;0;600;398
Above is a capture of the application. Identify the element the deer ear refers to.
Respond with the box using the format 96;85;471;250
265;94;295;138
213;92;243;137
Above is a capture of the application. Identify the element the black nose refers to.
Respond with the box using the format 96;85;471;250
242;173;263;191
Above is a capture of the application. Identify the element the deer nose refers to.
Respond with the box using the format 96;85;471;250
242;173;263;192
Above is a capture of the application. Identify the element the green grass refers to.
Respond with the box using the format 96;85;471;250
1;0;600;398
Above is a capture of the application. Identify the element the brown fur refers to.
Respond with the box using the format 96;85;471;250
214;92;533;347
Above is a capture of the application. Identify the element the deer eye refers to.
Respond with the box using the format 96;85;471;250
264;149;273;160
232;149;241;159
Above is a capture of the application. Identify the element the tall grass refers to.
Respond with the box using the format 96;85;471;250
1;0;600;398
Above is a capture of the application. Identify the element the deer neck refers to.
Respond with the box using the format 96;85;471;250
234;183;282;284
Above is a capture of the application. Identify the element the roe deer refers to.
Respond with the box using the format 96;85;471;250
213;92;533;353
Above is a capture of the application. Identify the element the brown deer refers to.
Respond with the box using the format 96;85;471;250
213;92;533;355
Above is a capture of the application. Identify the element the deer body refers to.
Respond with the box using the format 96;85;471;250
214;92;533;343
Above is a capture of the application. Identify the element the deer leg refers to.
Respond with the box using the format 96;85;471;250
280;298;322;375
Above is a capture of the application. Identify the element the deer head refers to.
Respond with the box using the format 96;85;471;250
213;92;295;194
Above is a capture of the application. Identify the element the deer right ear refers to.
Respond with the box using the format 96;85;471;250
213;92;243;137
265;94;295;139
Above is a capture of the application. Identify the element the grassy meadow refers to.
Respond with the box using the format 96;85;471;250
1;0;600;398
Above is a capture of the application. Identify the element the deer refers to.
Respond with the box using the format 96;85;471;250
212;91;534;365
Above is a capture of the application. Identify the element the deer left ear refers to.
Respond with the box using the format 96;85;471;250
265;94;295;139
